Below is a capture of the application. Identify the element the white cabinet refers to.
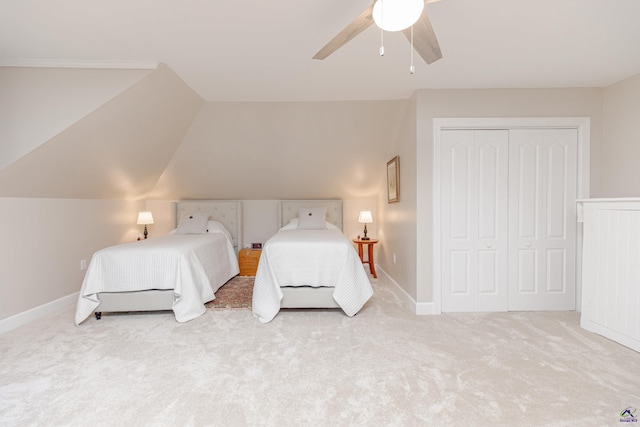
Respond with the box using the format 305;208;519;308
579;198;640;352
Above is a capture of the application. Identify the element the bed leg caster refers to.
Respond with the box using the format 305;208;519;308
95;312;102;320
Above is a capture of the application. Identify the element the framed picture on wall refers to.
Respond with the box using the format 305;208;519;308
387;156;400;203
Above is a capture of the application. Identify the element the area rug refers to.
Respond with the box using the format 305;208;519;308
205;276;254;309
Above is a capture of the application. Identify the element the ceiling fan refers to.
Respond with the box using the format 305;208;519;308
313;0;442;65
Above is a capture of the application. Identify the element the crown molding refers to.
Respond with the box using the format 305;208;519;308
0;58;159;70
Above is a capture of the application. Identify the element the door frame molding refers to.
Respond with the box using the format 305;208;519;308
432;117;590;313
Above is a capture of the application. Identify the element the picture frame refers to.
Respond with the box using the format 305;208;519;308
387;156;400;203
252;243;263;249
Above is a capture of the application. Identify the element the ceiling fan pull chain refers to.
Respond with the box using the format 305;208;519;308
409;25;415;74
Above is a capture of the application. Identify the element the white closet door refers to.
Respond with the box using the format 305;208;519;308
441;130;509;312
508;129;577;310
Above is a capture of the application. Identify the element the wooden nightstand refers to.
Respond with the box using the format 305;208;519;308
353;238;379;278
239;248;262;276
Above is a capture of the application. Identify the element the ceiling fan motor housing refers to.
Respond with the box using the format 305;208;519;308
372;0;425;32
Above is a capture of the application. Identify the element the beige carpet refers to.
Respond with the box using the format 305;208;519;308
1;273;639;426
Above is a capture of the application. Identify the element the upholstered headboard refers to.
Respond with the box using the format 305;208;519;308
176;200;242;251
279;200;343;231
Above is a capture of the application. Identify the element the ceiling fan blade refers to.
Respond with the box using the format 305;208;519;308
313;5;375;60
403;11;442;64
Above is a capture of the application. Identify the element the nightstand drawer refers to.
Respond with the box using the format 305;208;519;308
239;249;262;276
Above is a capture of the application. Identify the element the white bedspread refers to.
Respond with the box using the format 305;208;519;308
252;227;373;323
75;232;239;325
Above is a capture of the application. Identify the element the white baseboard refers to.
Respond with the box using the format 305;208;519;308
415;301;437;315
0;292;78;335
581;317;640;353
377;267;437;315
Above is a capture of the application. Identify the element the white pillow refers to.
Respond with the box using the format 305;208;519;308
281;218;299;230
207;220;233;244
297;207;327;230
175;213;209;234
326;222;340;231
281;217;338;232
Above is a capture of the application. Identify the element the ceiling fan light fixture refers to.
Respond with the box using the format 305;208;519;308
372;0;424;32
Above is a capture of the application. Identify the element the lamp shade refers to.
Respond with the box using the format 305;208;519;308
358;210;373;224
137;211;154;225
372;0;424;32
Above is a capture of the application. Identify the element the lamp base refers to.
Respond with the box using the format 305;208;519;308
362;224;370;241
361;236;370;240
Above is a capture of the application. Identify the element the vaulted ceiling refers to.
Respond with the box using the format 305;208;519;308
2;0;640;101
0;65;408;201
0;65;204;199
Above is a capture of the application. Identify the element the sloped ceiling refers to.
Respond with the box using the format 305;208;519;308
0;66;152;170
2;0;640;101
0;64;204;199
149;100;408;200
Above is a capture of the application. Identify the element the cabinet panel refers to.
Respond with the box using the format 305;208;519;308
581;201;640;352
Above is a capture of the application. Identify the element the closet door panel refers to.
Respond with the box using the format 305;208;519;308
450;251;471;294
478;250;499;294
475;133;509;310
546;248;566;293
516;143;540;239
442;130;476;312
441;129;508;312
508;129;577;310
517;249;538;293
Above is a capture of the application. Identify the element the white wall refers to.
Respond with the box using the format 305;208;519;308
602;73;640;197
242;200;280;248
0;198;145;322
144;199;178;237
376;96;418;298
149;100;407;201
344;197;379;242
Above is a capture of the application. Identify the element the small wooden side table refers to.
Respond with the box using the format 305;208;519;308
353;238;379;278
239;248;262;276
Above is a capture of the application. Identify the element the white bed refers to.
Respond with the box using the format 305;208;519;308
75;200;241;324
252;200;373;323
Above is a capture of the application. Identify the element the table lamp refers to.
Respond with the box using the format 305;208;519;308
137;211;154;239
358;210;373;240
